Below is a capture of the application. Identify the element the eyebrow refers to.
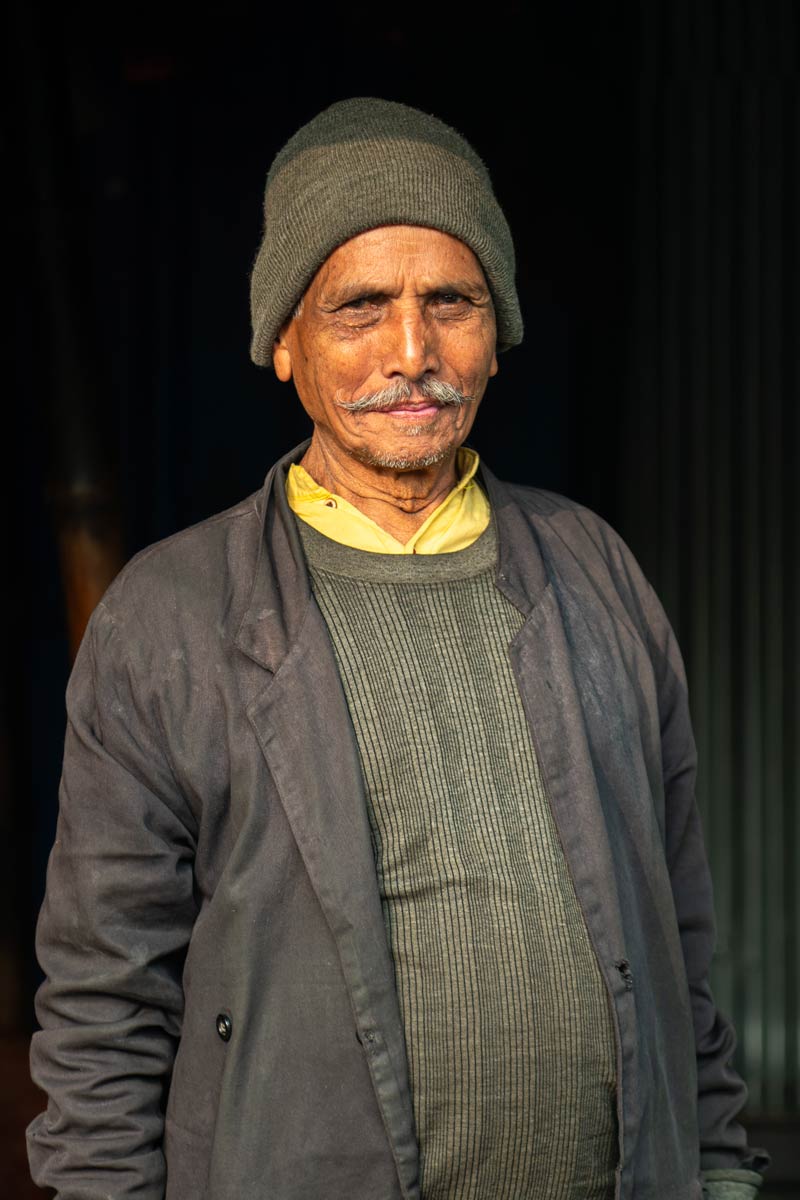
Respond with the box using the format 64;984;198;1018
324;277;491;306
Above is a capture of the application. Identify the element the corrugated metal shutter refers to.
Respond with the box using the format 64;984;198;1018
621;0;799;1115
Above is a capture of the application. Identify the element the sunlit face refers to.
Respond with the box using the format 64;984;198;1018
272;225;498;475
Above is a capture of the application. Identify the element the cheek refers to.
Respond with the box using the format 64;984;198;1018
324;351;379;405
445;322;496;374
308;358;373;424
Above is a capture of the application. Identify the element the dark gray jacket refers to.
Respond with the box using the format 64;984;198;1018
28;445;766;1199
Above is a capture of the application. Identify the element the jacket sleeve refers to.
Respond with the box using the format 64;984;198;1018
635;567;769;1178
27;599;199;1199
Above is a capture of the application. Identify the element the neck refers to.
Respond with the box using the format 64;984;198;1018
300;433;460;544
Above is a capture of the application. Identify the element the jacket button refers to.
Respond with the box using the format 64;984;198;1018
216;1013;232;1042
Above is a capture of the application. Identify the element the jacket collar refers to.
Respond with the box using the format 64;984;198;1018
235;439;315;672
479;460;550;615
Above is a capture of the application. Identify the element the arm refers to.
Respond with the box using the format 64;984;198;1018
28;600;199;1199
637;573;769;1183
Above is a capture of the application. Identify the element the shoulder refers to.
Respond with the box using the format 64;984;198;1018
497;477;616;536
488;473;672;646
491;476;645;583
88;487;265;657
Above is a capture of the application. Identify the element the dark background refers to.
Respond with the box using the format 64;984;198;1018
5;0;799;1194
11;0;636;1006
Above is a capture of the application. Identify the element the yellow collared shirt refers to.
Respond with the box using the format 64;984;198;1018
286;447;490;554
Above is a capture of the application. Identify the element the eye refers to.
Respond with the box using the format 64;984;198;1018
337;292;386;313
435;292;465;304
330;296;385;328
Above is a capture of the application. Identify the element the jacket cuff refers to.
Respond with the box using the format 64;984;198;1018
702;1167;765;1198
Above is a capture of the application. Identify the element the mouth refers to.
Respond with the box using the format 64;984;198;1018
380;402;442;419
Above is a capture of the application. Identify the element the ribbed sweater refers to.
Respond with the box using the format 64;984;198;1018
299;519;618;1200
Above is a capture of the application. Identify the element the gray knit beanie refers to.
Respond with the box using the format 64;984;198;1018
249;97;523;367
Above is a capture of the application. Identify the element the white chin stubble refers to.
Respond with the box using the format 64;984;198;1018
357;413;461;469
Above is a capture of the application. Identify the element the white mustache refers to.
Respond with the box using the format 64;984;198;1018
336;377;470;413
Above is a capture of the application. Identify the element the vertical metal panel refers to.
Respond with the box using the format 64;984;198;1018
686;76;712;924
658;79;684;626
738;77;766;1108
788;87;800;1112
707;73;735;1007
761;77;787;1110
624;0;799;1115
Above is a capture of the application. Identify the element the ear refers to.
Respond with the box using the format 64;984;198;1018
489;350;499;378
272;326;293;381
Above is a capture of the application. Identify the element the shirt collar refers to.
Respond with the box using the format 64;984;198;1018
286;447;490;554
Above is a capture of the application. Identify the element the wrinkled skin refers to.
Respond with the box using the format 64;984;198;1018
273;225;498;542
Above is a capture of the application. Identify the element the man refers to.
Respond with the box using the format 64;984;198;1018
29;98;767;1199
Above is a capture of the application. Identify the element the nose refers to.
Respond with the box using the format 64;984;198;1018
381;305;441;381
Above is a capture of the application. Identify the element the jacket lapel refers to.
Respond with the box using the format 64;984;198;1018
235;445;419;1196
508;587;628;962
482;463;628;960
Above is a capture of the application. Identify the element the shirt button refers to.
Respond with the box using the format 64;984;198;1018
216;1013;232;1042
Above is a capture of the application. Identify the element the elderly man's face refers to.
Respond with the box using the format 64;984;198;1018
273;226;498;476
